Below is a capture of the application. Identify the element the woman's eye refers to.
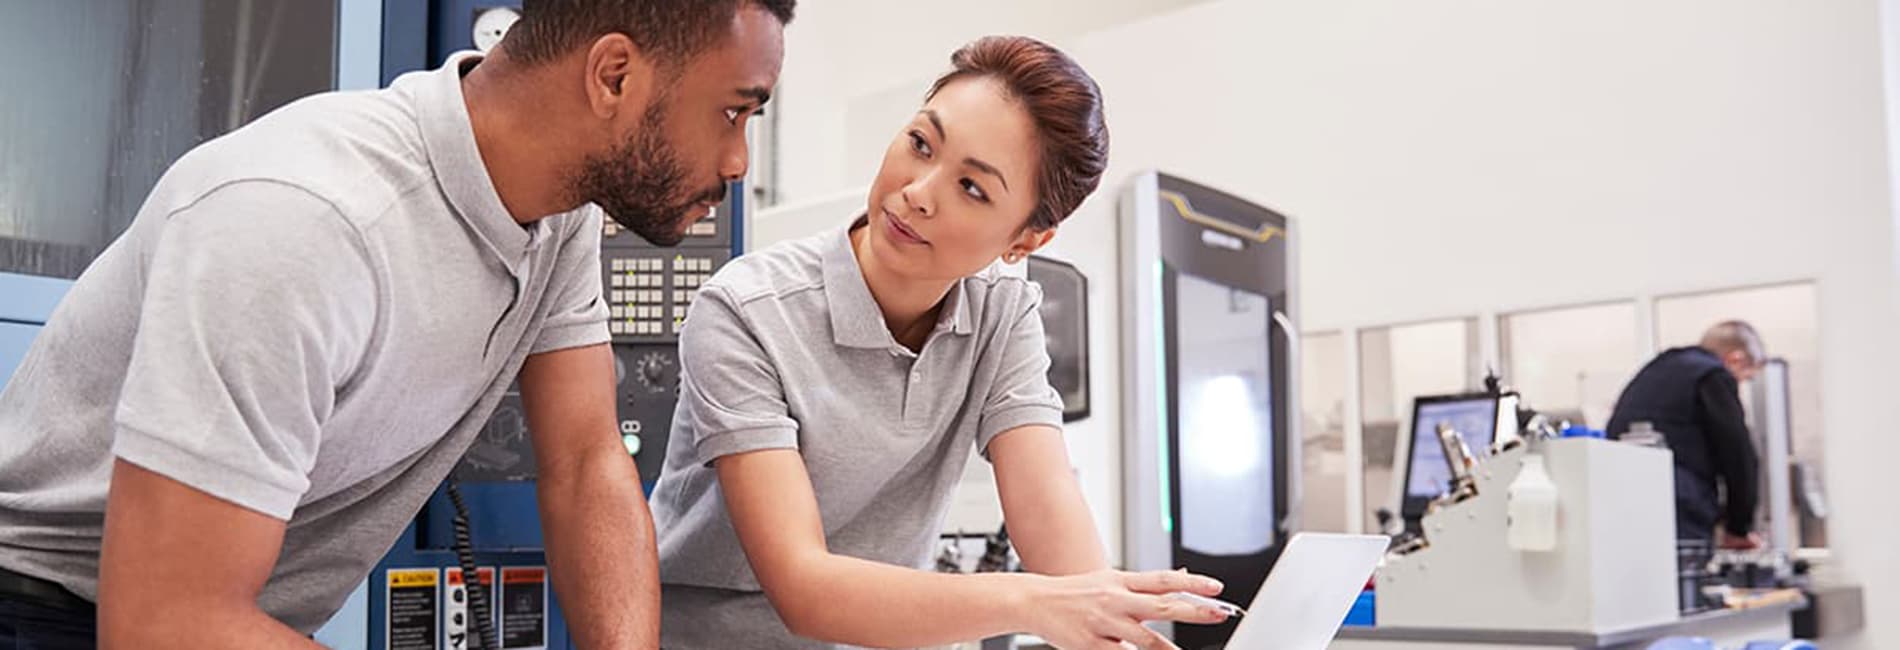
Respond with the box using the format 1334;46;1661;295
909;131;932;157
961;178;989;203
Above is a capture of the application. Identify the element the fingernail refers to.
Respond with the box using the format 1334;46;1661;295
1204;607;1228;619
1200;577;1224;591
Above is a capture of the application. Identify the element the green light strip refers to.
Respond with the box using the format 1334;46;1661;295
1155;261;1174;534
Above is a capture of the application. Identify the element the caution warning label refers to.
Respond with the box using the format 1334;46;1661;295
386;569;440;650
443;567;496;650
500;567;548;650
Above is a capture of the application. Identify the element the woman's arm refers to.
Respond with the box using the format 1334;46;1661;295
988;424;1108;575
716;448;1228;650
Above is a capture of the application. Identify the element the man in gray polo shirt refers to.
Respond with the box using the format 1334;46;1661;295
0;2;791;647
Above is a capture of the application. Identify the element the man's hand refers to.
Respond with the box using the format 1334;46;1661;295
1717;529;1764;550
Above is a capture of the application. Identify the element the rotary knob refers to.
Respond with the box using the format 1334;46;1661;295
633;352;675;393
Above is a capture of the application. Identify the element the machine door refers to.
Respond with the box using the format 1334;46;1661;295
1151;173;1295;649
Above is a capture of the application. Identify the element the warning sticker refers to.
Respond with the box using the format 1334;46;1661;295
500;567;548;650
443;567;496;650
386;569;440;650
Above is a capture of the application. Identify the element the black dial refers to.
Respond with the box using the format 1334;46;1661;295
633;352;676;393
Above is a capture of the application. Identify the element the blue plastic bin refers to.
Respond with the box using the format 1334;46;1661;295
1342;590;1375;627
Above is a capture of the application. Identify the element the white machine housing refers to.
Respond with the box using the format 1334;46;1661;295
1377;438;1679;632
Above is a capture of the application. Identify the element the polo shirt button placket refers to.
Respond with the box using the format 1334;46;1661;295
905;360;927;422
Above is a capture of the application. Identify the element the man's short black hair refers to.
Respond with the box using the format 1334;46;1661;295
503;0;794;69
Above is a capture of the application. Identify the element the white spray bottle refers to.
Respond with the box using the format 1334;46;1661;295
1507;447;1560;552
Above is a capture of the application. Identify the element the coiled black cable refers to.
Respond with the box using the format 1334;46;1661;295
447;480;498;650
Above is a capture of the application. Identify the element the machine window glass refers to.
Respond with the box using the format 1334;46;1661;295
0;1;338;279
1172;270;1277;556
1500;301;1640;430
1357;318;1482;532
1655;282;1825;548
1298;331;1349;533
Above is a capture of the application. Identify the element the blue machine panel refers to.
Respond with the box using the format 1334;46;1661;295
0;271;74;323
352;4;752;647
0;322;39;387
0;271;73;386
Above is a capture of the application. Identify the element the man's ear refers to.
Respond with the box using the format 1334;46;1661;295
582;32;657;120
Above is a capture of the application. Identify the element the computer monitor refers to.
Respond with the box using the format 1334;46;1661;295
1400;393;1502;522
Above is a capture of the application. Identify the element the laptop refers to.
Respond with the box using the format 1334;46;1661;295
1223;533;1388;650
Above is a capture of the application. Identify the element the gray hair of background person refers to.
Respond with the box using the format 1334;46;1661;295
1701;320;1765;365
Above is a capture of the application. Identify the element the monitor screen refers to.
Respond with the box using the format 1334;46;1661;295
1404;396;1499;502
1026;256;1089;422
1173;269;1276;556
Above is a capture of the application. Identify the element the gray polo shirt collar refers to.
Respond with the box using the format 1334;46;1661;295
822;219;974;350
416;52;545;276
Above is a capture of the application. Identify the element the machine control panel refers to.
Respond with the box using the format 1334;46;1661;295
600;198;738;483
455;192;742;485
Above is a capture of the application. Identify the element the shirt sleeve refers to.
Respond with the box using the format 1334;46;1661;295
111;181;377;520
976;283;1065;459
1696;370;1760;537
676;285;799;466
530;208;611;355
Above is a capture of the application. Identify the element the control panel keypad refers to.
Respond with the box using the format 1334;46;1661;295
592;191;738;482
602;252;724;340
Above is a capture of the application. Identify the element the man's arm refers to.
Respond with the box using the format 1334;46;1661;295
988;424;1108;575
519;343;658;649
97;182;378;648
1697;371;1760;538
97;461;324;649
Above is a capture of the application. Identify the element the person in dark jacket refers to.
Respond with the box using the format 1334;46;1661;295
1608;320;1766;550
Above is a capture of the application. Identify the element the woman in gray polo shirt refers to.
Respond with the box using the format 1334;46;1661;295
648;36;1229;650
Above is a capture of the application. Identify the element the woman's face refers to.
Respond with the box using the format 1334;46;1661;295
862;76;1052;285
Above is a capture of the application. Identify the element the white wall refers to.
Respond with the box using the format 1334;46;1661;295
838;0;1889;321
774;1;1900;646
771;0;1210;204
1055;3;1898;646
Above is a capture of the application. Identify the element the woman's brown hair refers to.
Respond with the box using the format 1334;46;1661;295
928;36;1108;232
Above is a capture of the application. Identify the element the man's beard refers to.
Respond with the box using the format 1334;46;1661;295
572;101;725;247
